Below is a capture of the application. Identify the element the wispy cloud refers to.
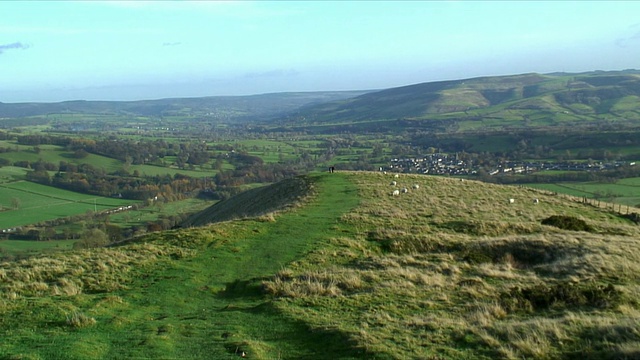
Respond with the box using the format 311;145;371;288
0;42;30;54
615;23;640;48
615;31;640;48
162;42;182;47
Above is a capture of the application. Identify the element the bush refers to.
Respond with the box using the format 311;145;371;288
541;215;594;232
623;212;640;224
73;228;110;249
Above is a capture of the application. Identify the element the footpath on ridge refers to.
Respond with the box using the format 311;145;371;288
102;172;362;359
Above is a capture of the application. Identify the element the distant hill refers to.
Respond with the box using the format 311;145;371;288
0;91;370;121
4;70;640;129
282;70;640;126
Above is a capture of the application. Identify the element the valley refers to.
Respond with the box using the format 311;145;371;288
1;70;640;358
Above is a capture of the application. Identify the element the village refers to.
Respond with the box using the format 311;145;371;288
388;153;634;176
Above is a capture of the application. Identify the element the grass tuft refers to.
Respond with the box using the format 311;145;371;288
66;310;96;328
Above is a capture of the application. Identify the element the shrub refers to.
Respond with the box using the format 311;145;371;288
623;212;640;224
73;228;110;249
541;215;594;232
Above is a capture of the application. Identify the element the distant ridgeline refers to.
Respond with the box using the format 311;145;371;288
2;70;639;129
283;70;640;125
0;91;369;121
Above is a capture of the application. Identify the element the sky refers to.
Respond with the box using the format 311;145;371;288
1;1;639;103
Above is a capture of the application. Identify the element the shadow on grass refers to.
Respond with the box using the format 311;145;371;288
216;278;382;359
225;301;379;360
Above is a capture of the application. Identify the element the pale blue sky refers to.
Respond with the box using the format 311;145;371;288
1;1;639;102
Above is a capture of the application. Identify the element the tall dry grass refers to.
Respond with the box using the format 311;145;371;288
0;228;215;299
264;171;640;359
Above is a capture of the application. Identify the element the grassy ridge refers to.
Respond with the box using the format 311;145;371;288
0;173;363;359
288;71;640;128
3;172;640;359
263;173;640;359
182;176;315;227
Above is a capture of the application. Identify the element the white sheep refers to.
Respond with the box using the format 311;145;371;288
533;198;539;204
390;181;397;186
412;184;419;190
394;174;399;178
392;190;400;196
508;198;515;204
401;188;408;193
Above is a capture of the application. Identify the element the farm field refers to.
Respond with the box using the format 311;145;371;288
0;181;136;229
105;197;213;229
524;177;640;207
0;239;76;258
129;163;215;178
0;166;27;182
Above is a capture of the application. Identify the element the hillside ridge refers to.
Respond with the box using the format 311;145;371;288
181;175;315;227
285;69;640;125
2;172;640;358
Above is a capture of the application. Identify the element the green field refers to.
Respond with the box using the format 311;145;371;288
0;239;77;258
106;198;213;229
129;163;215;177
0;166;27;182
525;177;640;207
0;181;136;229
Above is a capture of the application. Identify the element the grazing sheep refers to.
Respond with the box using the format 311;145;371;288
402;188;408;193
394;174;399;178
508;198;515;204
533;198;539;204
412;184;419;190
392;190;400;196
390;181;397;186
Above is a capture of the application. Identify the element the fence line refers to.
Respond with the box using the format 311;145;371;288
516;184;639;217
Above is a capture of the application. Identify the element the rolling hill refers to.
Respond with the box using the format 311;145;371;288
2;171;640;359
283;70;640;128
0;91;370;121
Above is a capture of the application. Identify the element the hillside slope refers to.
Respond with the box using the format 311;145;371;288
181;175;314;227
285;70;640;126
2;172;640;359
0;91;369;120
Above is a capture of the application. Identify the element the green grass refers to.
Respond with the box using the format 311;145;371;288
0;173;364;359
129;163;214;177
0;181;136;228
0;239;76;257
525;178;640;207
0;166;27;182
3;172;640;359
107;198;212;229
